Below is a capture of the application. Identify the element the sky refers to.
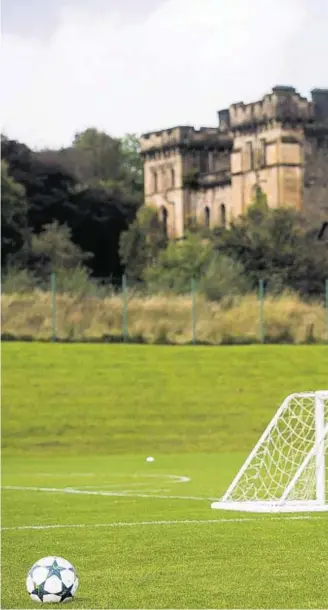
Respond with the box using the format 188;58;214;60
2;0;327;150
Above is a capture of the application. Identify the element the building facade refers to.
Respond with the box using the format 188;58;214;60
140;86;328;238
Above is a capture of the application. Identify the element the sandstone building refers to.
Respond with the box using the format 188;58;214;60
140;86;328;238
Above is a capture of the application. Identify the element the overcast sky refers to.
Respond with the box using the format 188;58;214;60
2;0;327;150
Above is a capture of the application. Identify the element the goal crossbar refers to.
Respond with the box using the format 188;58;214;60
211;391;328;513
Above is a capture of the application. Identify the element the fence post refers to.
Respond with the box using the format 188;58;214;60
325;279;328;343
51;271;57;342
191;278;197;345
258;279;265;344
122;274;128;342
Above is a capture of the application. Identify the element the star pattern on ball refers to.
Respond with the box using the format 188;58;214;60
46;559;66;579
60;583;74;601
32;581;48;601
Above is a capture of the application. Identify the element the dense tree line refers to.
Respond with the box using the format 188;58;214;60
120;198;328;299
1;130;143;283
1;129;327;299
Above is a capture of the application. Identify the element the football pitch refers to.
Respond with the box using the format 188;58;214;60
2;343;328;609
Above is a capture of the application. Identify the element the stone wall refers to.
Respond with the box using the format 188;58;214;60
303;133;328;226
140;86;328;237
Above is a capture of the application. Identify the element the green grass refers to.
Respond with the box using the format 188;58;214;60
2;344;328;608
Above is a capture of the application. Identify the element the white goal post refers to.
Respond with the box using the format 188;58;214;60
211;391;328;513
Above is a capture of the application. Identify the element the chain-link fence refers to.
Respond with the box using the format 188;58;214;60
2;271;328;344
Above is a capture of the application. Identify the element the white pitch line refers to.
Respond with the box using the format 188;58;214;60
34;472;95;477
76;485;171;492
33;473;190;483
72;474;190;488
2;515;324;532
2;485;212;501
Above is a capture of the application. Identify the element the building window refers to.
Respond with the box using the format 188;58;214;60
208;152;214;173
204;206;210;229
259;138;266;167
246;142;254;171
171;168;175;188
213;152;219;173
153;171;158;192
161;206;168;236
220;203;226;227
161;167;166;190
200;152;208;173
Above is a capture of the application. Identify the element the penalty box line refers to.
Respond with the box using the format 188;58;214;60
2;515;325;532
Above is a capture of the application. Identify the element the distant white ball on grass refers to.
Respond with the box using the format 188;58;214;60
146;456;155;462
26;556;79;603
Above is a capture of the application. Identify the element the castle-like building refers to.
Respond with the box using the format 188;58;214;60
140;86;328;238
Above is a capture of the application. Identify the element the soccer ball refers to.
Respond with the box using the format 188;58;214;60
26;556;79;603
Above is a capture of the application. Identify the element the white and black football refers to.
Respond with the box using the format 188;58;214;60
26;556;79;603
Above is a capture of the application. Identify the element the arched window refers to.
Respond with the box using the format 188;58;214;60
204;206;210;229
259;138;266;168
161;206;168;236
246;141;254;171
171;168;175;188
161;167;166;190
220;203;226;227
153;171;158;193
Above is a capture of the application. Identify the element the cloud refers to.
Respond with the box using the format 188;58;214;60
2;0;324;149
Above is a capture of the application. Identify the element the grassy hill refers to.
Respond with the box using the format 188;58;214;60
2;343;327;456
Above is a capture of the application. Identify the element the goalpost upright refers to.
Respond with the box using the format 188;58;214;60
315;390;326;504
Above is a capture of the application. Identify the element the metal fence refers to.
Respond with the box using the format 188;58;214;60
2;271;328;345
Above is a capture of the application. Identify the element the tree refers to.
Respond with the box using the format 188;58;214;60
119;133;144;197
72;128;122;187
69;185;137;281
1;136;77;234
37;129;124;191
1;135;139;281
251;184;268;208
199;253;249;301
144;232;213;293
213;202;328;296
37;146;91;188
119;206;167;281
1;160;28;266
37;131;144;203
30;221;91;275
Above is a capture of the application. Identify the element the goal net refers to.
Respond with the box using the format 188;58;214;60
211;391;328;513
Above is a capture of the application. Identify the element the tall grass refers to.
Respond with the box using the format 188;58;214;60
1;290;327;344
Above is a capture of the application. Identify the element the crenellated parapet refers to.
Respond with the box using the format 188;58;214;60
217;86;328;133
140;126;232;158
